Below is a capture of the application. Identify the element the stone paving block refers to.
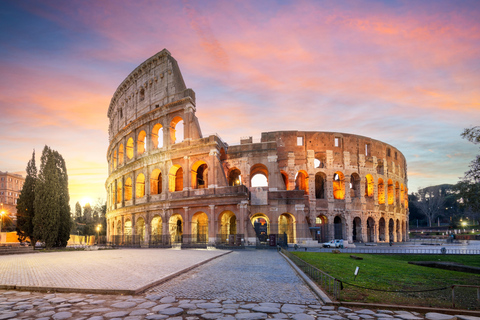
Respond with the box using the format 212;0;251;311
425;314;457;320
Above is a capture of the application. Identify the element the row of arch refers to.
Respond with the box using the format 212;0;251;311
109;116;185;172
109;161;407;207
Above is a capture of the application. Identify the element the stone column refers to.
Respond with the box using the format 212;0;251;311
209;205;216;244
183;207;190;242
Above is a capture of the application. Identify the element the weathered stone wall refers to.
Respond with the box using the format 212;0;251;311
105;50;409;246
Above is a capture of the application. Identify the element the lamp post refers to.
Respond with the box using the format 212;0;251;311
96;224;102;245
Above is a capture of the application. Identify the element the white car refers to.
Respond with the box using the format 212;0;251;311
322;239;343;248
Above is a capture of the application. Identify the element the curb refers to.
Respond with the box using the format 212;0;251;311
279;251;332;304
0;249;232;296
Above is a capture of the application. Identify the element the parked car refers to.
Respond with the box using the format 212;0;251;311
322;239;343;248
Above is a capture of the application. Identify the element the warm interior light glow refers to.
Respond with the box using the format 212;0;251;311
79;197;93;206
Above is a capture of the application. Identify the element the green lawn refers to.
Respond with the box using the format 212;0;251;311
292;252;480;309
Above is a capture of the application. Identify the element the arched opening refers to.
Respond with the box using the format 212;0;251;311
192;212;208;243
389;218;394;242
228;168;242;186
116;180;122;204
136;217;145;242
278;213;295;244
395;182;400;204
334;216;343;239
169;214;183;243
152;123;163;149
250;164;268;187
126;137;134;159
295;170;309;194
191;161;208;189
315;172;326;199
251;213;269;242
151;215;162;242
353;217;362;242
400;184;405;206
139;88;145;101
376;160;384;174
124;177;132;201
365;174;374;197
396;218;401;242
150;169;162;195
118;144;124;166
171;116;184;144
116;221;122;237
168;165;183;192
219;211;237;243
137;130;147;155
350;173;361;198
405;188;409;208
113;150;117;170
136;173;145;198
367;217;375;242
124;219;132;236
333;171;345;200
378;178;385;204
387;179;394;205
379;217;386;241
315;215;328;242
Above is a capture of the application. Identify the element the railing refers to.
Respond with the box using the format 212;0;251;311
313;247;480;255
281;249;340;299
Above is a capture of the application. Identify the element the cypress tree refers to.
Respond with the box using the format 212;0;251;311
33;146;71;248
16;150;37;245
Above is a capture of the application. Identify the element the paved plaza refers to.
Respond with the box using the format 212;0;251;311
0;248;478;320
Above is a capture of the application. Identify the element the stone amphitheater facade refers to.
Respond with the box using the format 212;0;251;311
105;49;409;247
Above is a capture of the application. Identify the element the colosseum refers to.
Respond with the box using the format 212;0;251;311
105;49;409;248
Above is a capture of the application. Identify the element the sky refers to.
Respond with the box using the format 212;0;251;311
0;0;479;209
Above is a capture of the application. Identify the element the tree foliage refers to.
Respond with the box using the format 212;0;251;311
415;185;446;227
33;146;71;248
457;126;480;219
16;151;37;244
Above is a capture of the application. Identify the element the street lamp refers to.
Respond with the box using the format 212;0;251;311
96;224;102;244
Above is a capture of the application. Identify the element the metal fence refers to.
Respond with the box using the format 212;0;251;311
313;247;480;255
281;248;340;299
215;234;245;249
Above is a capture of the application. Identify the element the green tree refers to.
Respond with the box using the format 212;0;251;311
16;150;37;244
33;146;71;248
74;201;82;222
456;126;480;221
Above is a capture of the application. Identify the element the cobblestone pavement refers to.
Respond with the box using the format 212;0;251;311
0;249;227;291
146;250;318;304
0;290;477;320
0;249;478;320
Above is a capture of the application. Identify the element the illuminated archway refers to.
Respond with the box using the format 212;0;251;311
168;165;183;192
378;178;385;204
250;164;268;187
333;171;345;200
152;123;163;148
118;144;124;166
116;180;122;203
228;168;242;186
124;178;132;201
365;174;374;197
350;173;360;198
169;214;183;243
126;137;134;159
295;170;308;194
279;213;295;244
171;116;184;143
251;213;269;242
192;212;208;243
219;211;237;241
136;173;145;198
136;217;145;242
191;161;208;189
315;215;328;242
137;130;147;155
150;169;162;195
151;215;162;239
387;179;394;205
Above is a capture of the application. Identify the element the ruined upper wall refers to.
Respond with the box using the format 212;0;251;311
107;49;195;142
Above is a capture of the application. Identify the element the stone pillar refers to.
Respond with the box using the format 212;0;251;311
361;217;368;243
145;211;150;245
121;215;125;244
183;207;190;240
184;156;190;191
132;172;136;205
145;168;151;201
162;209;169;238
209;205;216;244
209;150;217;188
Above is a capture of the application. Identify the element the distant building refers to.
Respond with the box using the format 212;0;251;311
105;49;409;247
0;171;24;222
